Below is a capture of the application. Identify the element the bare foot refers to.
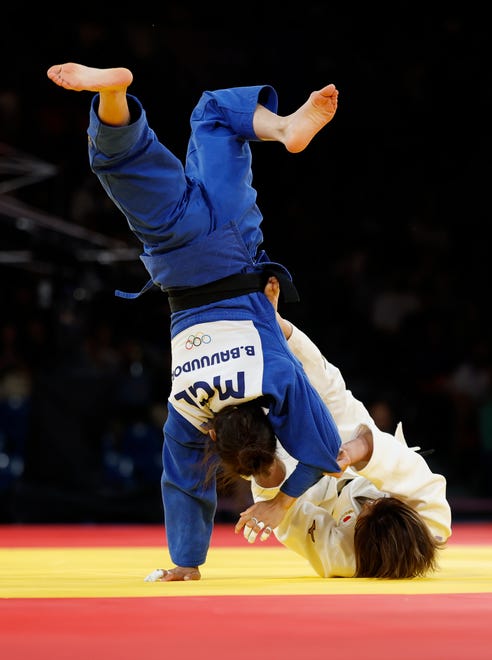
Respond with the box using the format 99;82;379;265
283;83;339;153
47;63;133;93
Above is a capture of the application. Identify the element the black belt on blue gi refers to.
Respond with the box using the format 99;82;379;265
166;269;300;313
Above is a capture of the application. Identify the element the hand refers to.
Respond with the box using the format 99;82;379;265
235;492;295;544
323;446;352;477
144;566;201;582
324;430;374;477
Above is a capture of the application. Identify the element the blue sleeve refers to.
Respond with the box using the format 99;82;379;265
265;352;342;497
161;407;217;567
281;462;327;498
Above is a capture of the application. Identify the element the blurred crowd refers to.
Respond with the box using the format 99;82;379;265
0;12;491;522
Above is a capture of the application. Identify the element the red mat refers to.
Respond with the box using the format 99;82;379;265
2;593;491;660
1;521;490;546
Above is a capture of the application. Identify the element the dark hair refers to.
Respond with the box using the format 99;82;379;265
210;399;277;481
353;496;446;578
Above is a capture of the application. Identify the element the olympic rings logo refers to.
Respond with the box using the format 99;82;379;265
185;332;212;350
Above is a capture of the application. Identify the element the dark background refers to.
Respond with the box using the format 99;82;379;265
1;8;491;523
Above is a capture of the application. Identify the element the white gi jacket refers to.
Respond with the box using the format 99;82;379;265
249;324;453;577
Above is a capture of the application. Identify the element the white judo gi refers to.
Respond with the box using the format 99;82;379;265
248;324;453;577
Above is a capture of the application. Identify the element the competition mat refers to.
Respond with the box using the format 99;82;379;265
1;522;491;659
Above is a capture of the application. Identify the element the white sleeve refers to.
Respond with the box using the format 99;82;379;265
275;498;356;577
287;324;380;442
248;443;296;502
357;432;452;542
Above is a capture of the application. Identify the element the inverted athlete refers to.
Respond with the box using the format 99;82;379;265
47;62;343;581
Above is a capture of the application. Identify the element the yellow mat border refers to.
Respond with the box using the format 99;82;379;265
1;544;491;598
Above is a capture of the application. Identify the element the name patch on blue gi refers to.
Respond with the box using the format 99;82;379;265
170;320;264;430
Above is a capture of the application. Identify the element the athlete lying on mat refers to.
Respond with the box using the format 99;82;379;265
212;278;452;579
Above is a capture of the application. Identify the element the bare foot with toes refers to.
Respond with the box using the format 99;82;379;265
283;83;339;153
47;63;133;93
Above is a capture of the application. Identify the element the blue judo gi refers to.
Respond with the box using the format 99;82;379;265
86;84;342;567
